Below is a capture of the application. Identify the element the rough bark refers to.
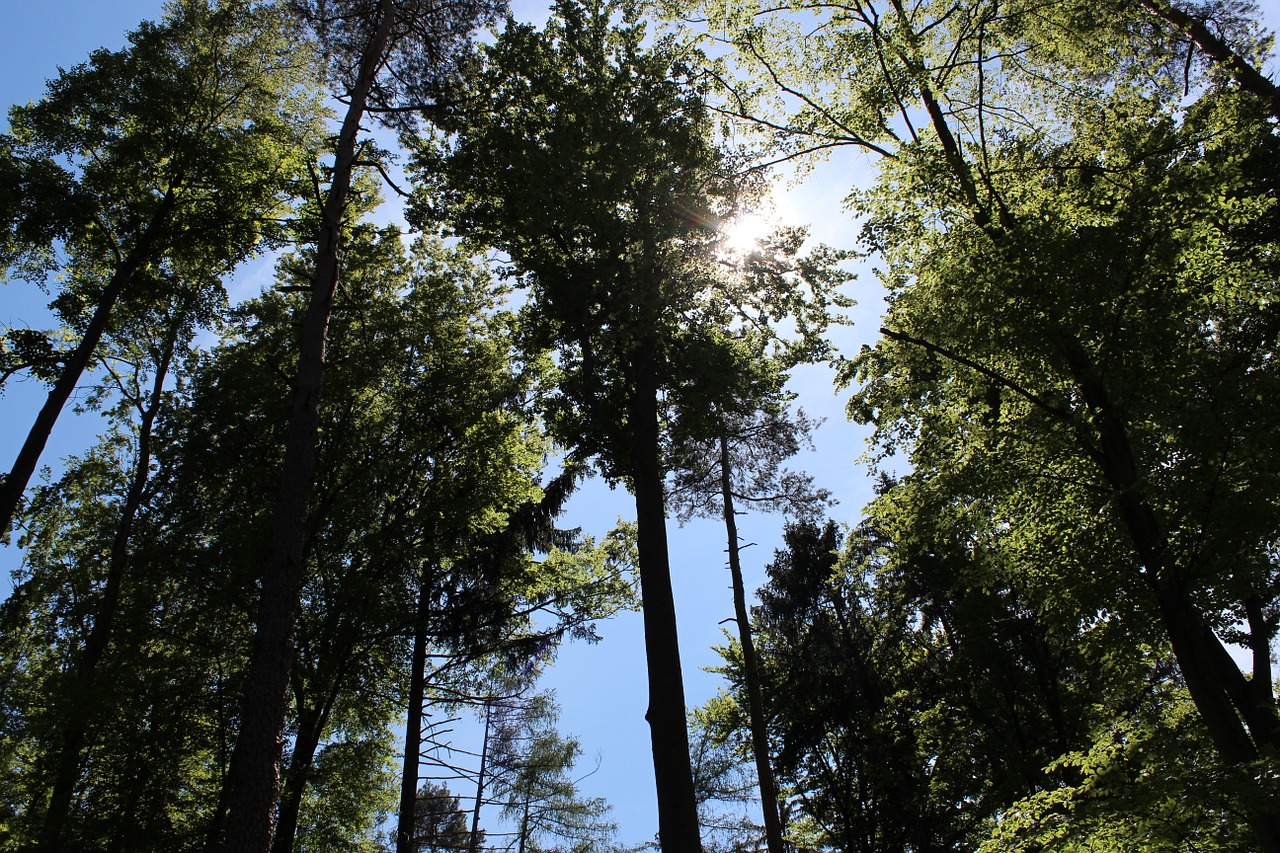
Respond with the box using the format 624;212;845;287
716;434;785;853
221;5;399;852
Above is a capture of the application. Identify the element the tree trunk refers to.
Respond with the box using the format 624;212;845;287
397;577;432;853
629;344;702;853
1246;596;1276;707
716;434;785;853
38;322;179;852
0;190;176;539
270;706;327;853
221;5;399;852
517;796;530;853
1138;0;1280;119
1061;339;1280;850
469;701;492;853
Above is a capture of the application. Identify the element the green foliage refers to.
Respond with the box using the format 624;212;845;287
490;692;620;853
4;0;1277;847
982;703;1255;852
411;782;472;852
0;432;250;851
414;0;849;479
295;732;400;853
0;0;324;294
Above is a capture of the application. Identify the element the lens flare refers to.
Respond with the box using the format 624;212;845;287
722;212;770;254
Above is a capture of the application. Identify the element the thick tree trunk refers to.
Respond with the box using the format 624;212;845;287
629;350;702;853
221;6;398;852
38;324;179;852
716;434;785;853
396;580;432;853
0;190;176;539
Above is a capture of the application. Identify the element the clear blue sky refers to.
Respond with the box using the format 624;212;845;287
10;0;1275;848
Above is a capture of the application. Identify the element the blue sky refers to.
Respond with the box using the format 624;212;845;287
7;0;1275;848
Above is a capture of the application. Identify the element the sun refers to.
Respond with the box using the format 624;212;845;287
721;212;771;255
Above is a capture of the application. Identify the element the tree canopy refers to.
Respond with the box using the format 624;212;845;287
1;0;1278;851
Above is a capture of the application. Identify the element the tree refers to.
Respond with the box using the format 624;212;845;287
0;0;323;537
292;732;399;853
686;701;764;853
843;91;1280;849
417;4;847;847
0;361;247;850
666;371;832;853
660;0;1280;843
162;212;577;852
491;694;618;853
705;513;1127;852
396;516;635;853
34;289;211;851
224;0;505;844
412;782;472;853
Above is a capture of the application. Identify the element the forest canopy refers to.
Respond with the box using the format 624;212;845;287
0;0;1278;852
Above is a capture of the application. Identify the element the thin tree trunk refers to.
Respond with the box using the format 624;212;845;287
0;190;176;538
397;577;432;853
629;345;702;853
270;706;327;853
38;321;180;852
716;434;785;853
517;797;530;853
469;702;492;853
221;5;397;852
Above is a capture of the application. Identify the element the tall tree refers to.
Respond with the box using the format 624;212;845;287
417;5;847;847
223;0;505;844
35;288;210;852
666;369;830;853
0;0;323;536
664;0;1280;843
703;513;1122;851
0;332;249;850
158;213;592;851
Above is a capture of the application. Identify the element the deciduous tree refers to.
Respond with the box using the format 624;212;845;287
0;0;323;537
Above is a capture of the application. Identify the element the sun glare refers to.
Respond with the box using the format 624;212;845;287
722;212;771;255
